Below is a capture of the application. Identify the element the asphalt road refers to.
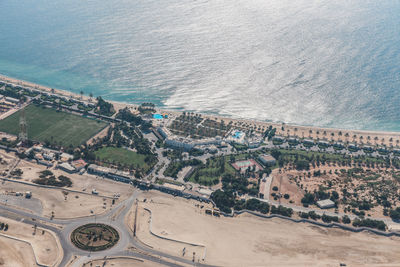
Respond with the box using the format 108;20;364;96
0;189;216;267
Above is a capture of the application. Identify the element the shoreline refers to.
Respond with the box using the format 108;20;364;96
2;73;400;147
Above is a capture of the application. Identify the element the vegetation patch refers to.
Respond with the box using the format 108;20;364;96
168;112;231;139
33;170;72;187
187;156;237;186
94;146;155;173
163;159;201;178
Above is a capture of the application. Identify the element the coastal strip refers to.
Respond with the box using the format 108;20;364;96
1;73;400;148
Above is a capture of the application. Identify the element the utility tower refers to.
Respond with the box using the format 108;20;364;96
19;107;28;143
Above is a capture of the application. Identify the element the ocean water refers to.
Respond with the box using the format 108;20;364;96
0;0;400;131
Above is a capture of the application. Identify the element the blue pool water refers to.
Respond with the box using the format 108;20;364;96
1;0;400;131
234;131;244;139
153;114;163;119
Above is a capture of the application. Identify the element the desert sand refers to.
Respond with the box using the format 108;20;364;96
0;151;134;219
0;236;36;267
133;191;400;267
0;216;62;266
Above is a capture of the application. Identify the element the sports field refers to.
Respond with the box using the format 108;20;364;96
0;104;108;147
94;146;155;173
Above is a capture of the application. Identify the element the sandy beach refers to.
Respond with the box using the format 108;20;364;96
2;74;400;147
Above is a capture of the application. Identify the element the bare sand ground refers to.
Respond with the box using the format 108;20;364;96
2;74;400;147
0;235;36;267
3;152;134;200
86;124;111;145
83;257;166;267
134;191;400;267
0;179;118;219
0;152;134;218
0;216;62;266
135;205;205;262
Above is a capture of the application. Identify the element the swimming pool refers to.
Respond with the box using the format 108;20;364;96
233;131;244;139
153;114;163;119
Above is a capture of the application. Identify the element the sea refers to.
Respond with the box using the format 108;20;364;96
0;0;399;131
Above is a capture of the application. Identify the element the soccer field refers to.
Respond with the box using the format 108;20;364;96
0;104;108;147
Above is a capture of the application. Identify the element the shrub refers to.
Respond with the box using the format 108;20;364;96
342;215;351;224
352;218;386;231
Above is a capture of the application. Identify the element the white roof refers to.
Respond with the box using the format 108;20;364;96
317;199;335;207
198;188;213;196
61;153;73;159
59;162;75;171
259;154;276;161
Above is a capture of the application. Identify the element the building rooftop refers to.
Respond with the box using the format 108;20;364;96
197;188;213;197
316;199;335;208
259;154;276;162
58;162;75;172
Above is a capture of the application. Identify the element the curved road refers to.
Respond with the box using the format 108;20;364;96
0;189;216;267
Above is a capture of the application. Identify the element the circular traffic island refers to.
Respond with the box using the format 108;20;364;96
71;223;119;251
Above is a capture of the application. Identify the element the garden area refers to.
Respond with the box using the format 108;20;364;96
94;146;155;173
70;223;119;251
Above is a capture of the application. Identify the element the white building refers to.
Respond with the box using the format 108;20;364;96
58;162;76;173
43;152;55;161
316;199;335;209
5;96;19;104
158;126;221;151
197;188;213;197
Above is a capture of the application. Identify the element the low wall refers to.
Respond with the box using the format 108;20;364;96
219;209;400;238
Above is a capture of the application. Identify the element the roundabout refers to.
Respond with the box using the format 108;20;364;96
70;223;120;251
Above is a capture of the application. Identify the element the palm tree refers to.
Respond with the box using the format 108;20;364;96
80;90;84;99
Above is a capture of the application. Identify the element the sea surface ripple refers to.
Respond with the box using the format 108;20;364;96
0;0;399;131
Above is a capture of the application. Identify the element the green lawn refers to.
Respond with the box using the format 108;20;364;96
94;146;155;173
187;155;237;186
0;104;108;147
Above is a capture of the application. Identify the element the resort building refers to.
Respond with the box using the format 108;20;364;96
43;152;55;161
226;129;246;145
258;154;276;166
71;159;87;171
87;164;133;183
157;126;222;151
302;139;315;146
58;162;76;173
4;96;19;104
60;152;74;162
